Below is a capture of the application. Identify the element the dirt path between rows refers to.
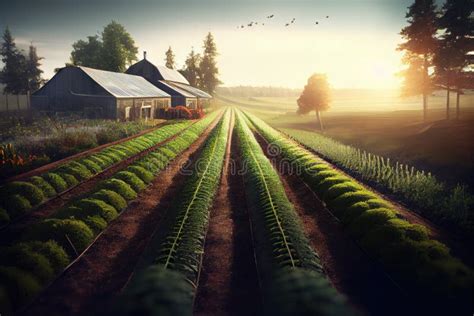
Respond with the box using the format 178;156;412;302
254;131;427;316
21;116;221;316
193;110;261;316
1;120;199;241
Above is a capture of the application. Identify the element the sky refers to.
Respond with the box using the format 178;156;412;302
0;0;422;89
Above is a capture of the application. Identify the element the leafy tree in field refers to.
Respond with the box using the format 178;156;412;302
26;43;44;93
70;35;103;69
180;48;201;86
165;46;175;69
199;32;221;94
0;27;26;109
434;0;474;119
297;74;330;131
70;21;138;72
398;0;438;121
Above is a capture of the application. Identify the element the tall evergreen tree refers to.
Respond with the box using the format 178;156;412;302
180;48;201;87
165;46;175;69
199;32;220;94
0;27;26;110
26;43;44;93
434;0;474;119
398;0;438;121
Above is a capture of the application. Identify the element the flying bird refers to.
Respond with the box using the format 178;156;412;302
315;21;319;25
285;23;289;26
326;16;329;18
267;14;274;18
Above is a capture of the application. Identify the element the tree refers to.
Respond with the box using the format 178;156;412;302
70;21;138;72
70;35;103;68
25;43;44;93
165;46;175;69
180;48;201;87
0;27;26;110
297;74;330;131
434;0;474;119
398;0;438;121
199;32;221;94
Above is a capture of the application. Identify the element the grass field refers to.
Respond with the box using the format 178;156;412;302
217;94;474;188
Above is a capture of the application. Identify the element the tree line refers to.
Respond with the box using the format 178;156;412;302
163;33;221;94
70;21;220;94
399;0;473;120
0;27;44;110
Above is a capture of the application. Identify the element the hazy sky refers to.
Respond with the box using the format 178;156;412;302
0;0;422;89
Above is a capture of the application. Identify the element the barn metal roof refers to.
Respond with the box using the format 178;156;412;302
80;66;170;98
167;82;212;99
158;81;196;98
155;65;189;84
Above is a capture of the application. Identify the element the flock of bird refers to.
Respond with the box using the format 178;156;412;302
237;14;330;29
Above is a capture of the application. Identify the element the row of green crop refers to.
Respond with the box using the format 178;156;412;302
244;111;473;309
280;128;474;235
0;120;193;226
0;112;221;315
235;110;354;316
109;109;231;316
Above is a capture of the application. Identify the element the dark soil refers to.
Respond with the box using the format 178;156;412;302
21;116;221;316
194;110;261;315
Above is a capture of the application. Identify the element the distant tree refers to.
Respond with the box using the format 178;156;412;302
101;21;138;72
297;74;330;131
434;0;474;119
199;32;221;94
398;0;438;121
0;27;27;110
70;21;138;72
71;35;103;68
165;46;176;69
180;48;201;86
25;43;44;93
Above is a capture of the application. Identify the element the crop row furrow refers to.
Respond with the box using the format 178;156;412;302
235;109;354;316
0;111;221;314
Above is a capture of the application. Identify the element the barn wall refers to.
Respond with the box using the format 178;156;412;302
31;67;116;119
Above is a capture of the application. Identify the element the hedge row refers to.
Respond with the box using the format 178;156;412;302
244;111;474;308
109;109;230;316
0;112;221;314
235;110;354;316
0;120;192;225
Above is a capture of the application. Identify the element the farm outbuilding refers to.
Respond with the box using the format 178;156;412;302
31;66;171;120
126;53;212;109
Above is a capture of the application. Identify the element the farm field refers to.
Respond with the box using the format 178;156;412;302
0;106;472;316
218;94;474;189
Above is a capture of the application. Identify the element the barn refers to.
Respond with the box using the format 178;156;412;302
31;66;171;120
126;53;212;109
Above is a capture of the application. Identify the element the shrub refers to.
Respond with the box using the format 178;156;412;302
340;202;371;225
23;219;94;257
0;181;44;206
30;176;57;198
305;170;340;188
0;207;10;225
3;194;32;218
0;245;54;283
82;215;107;234
17;240;70;273
348;208;397;239
0;266;41;309
127;165;154;184
42;172;68;193
322;179;362;201
113;171;146;192
91;189;127;212
71;198;118;222
315;176;351;196
98;179;137;200
80;159;102;174
328;190;378;216
58;173;79;187
88;155;108;169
